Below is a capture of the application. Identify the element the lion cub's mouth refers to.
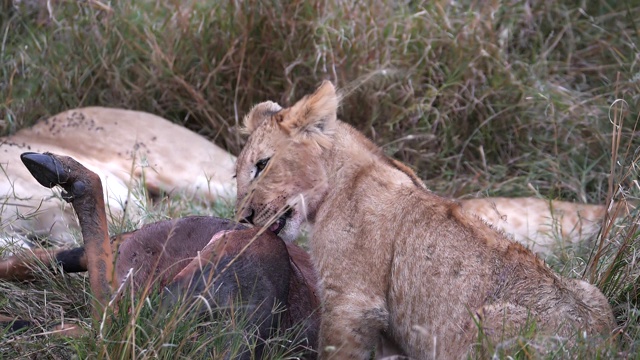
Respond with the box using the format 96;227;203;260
270;208;293;235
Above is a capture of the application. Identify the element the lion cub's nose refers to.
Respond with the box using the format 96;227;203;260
239;209;255;225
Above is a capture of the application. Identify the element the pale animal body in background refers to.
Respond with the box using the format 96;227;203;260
460;197;632;255
0;107;236;246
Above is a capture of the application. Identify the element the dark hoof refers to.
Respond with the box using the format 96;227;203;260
20;152;69;188
0;319;32;334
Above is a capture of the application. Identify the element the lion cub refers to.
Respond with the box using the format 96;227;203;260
235;81;614;359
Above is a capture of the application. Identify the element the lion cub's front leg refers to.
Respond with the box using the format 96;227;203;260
319;290;389;359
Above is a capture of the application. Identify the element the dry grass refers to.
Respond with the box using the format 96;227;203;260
1;0;639;358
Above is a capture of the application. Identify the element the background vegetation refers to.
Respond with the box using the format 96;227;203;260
0;0;639;358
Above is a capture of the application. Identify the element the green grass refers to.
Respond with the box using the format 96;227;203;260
0;178;313;359
1;0;639;358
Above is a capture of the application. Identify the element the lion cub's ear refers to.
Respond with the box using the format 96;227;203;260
279;81;339;148
243;101;283;134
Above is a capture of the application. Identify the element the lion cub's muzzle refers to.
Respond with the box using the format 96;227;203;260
240;208;255;225
270;208;293;235
239;208;292;236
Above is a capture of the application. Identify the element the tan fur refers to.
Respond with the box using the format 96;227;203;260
459;197;633;255
235;81;614;359
0;107;236;246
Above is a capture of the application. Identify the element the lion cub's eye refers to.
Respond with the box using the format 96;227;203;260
254;157;270;178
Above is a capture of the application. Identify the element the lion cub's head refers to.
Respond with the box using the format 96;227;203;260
235;81;340;242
